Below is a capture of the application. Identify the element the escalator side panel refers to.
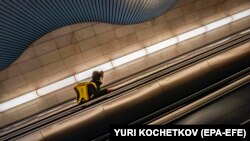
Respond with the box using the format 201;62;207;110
158;61;211;103
103;83;163;124
173;83;250;124
41;106;107;141
207;43;250;81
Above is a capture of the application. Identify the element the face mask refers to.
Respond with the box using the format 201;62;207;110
100;77;103;82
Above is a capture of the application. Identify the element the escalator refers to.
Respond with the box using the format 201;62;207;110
147;75;250;125
0;28;249;141
172;82;250;125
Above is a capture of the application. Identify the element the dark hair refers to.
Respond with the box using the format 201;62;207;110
92;71;103;81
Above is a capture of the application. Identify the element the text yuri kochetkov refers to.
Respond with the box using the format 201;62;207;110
114;128;198;137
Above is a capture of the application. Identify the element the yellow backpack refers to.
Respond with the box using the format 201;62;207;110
74;82;97;104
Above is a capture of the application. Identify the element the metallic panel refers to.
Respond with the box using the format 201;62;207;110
103;83;163;124
41;106;106;141
207;44;250;81
173;82;250;124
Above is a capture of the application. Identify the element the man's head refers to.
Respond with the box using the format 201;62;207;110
92;71;104;82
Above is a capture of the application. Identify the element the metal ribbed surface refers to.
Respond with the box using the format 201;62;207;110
0;0;176;70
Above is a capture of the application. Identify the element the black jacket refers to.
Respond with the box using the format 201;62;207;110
88;80;108;99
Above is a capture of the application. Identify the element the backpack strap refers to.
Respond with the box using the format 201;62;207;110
89;82;97;89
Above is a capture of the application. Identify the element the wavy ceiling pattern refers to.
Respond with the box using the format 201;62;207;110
0;0;177;70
